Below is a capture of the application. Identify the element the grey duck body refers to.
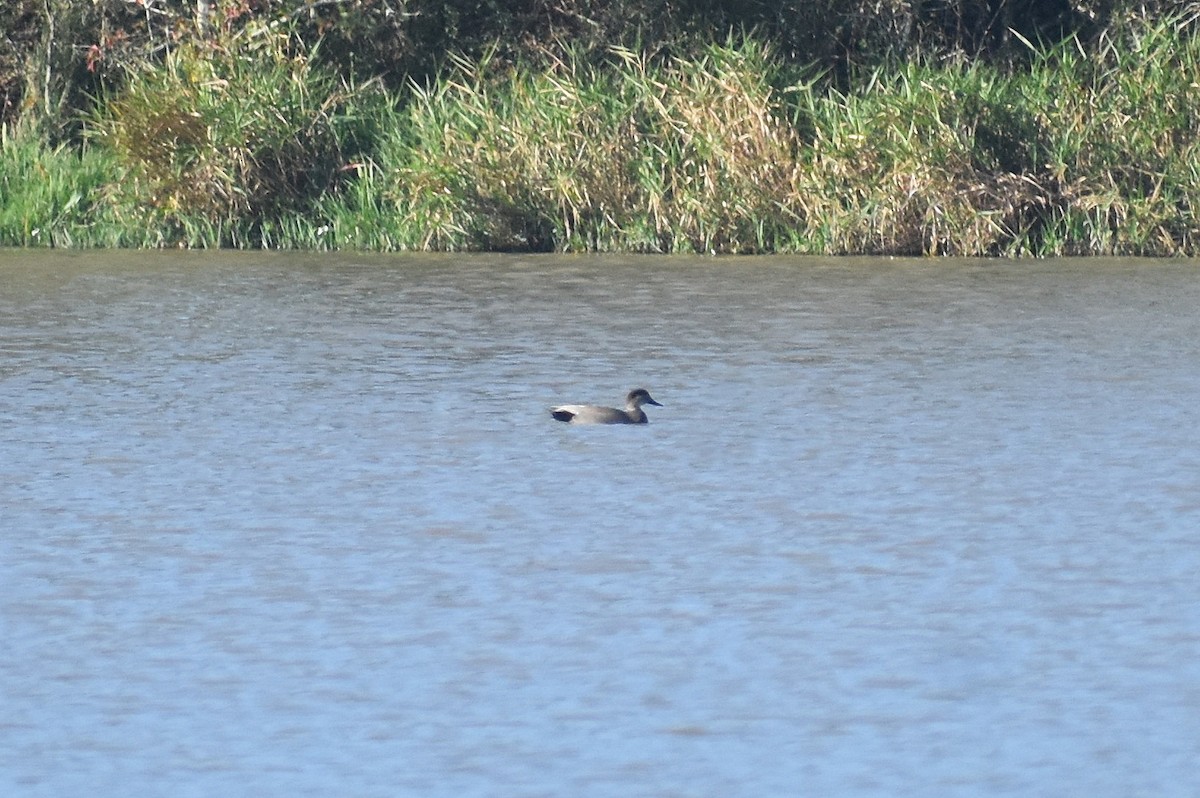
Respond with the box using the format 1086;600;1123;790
550;388;662;425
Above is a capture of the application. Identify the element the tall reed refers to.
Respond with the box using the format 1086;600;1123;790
340;40;804;253
87;25;362;247
1026;13;1200;254
335;40;1044;254
333;14;1200;256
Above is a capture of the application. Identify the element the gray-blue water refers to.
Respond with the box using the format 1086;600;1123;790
2;251;1199;797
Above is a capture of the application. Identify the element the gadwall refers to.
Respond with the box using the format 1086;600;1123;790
550;388;663;425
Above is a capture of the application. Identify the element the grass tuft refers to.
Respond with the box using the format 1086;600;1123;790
0;121;119;246
87;25;361;247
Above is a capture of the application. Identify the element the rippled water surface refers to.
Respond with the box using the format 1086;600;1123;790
2;251;1199;796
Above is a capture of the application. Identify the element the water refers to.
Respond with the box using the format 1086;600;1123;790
2;251;1199;796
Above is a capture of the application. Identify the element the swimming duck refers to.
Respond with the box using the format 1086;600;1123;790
550;388;663;425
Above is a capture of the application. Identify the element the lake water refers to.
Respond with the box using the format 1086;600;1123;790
2;251;1199;797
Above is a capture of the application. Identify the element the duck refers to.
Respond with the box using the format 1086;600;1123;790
550;388;663;425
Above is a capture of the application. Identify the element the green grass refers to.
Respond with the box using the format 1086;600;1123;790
4;10;1199;255
0;122;121;246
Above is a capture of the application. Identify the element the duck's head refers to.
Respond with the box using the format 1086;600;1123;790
626;388;662;408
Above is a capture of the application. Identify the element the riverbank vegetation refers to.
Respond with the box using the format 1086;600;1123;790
2;1;1198;255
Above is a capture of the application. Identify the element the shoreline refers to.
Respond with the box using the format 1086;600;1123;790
4;22;1198;257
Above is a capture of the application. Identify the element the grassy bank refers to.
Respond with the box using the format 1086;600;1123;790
3;13;1199;255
